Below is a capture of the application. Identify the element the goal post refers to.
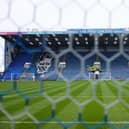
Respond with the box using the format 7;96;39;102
88;72;112;80
11;72;36;81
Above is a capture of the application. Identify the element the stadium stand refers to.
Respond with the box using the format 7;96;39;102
3;53;32;80
2;52;129;80
1;29;129;80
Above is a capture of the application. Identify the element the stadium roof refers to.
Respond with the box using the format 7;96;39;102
1;28;129;54
0;28;129;35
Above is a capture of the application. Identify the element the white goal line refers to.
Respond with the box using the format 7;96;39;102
0;121;129;124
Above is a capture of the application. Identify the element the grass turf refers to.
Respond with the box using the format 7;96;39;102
0;80;129;129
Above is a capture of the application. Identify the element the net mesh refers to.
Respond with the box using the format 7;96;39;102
1;0;129;129
0;33;129;129
0;0;129;31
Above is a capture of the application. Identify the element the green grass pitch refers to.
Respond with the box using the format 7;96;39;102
0;80;129;129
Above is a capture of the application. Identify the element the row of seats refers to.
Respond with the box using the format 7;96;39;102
3;53;32;80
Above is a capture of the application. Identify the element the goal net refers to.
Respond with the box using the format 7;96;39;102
88;72;112;80
11;72;35;81
1;0;129;129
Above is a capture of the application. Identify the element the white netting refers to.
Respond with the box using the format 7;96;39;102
0;0;129;129
0;0;129;31
0;32;128;129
